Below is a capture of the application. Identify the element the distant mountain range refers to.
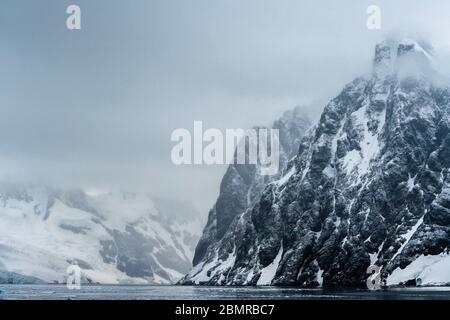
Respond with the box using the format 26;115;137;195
0;185;203;284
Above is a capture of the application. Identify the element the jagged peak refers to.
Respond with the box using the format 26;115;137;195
373;38;433;79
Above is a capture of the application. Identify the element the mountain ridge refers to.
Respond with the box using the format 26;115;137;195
0;184;203;284
182;39;450;287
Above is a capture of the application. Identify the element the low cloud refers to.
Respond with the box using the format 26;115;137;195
1;0;450;212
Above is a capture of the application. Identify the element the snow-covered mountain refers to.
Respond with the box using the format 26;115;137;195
186;106;313;280
193;107;312;267
0;185;203;284
182;39;450;287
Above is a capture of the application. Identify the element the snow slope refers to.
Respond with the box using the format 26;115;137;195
0;186;203;284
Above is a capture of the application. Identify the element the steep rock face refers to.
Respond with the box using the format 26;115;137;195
0;185;203;284
192;108;312;266
183;40;450;287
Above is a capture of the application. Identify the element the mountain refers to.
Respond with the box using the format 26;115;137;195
186;106;313;280
182;39;450;287
193;107;312;267
0;185;203;284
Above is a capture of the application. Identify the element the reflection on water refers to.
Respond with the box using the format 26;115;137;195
1;285;450;300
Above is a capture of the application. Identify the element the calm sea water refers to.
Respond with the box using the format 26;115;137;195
1;285;450;300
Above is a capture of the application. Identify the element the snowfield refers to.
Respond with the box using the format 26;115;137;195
0;186;203;285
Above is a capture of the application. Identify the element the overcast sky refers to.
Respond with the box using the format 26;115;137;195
2;0;450;213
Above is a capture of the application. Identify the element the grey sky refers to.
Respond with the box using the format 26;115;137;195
2;0;450;212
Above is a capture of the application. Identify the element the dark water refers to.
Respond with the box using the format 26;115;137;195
1;285;450;300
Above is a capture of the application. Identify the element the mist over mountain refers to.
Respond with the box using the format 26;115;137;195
8;0;450;214
3;1;450;293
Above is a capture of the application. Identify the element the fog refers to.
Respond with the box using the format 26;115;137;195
2;0;450;212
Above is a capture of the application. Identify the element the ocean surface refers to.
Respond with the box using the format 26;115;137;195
1;285;450;300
